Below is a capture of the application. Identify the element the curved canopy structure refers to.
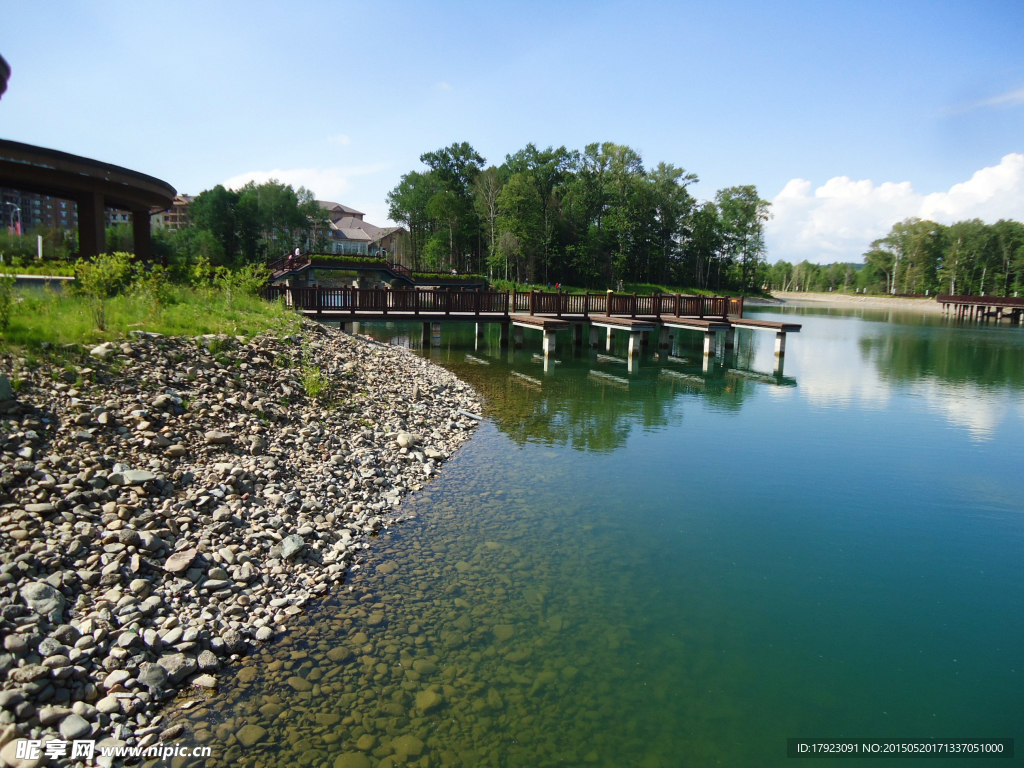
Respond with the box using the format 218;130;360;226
0;138;176;260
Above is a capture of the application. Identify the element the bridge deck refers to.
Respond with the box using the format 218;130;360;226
655;317;731;332
510;314;571;330
585;316;658;331
728;318;802;333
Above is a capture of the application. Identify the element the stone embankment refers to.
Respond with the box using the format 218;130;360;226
0;320;481;765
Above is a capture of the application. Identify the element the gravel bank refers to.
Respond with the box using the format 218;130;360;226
0;319;481;764
748;292;943;313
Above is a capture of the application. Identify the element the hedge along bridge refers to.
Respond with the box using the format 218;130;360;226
262;285;800;368
936;294;1024;325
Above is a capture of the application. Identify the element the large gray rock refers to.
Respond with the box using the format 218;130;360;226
59;713;92;740
204;430;233;445
89;343;114;360
279;534;304;560
137;661;167;690
157;653;197;683
20;581;65;623
122;469;156;486
164;548;197;574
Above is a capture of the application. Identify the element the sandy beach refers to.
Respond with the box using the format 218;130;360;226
747;292;945;313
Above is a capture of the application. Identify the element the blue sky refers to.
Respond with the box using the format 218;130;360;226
2;0;1023;262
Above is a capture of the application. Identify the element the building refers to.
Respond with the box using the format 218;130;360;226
1;187;79;232
318;200;406;257
152;195;193;230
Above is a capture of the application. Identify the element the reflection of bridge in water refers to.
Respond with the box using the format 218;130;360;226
360;319;797;453
268;285;801;375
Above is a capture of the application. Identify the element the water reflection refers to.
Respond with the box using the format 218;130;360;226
757;307;1024;439
362;322;796;453
161;311;1024;768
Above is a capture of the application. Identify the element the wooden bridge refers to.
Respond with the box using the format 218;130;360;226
262;285;799;363
937;294;1024;324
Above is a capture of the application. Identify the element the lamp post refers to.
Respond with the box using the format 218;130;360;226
4;202;21;235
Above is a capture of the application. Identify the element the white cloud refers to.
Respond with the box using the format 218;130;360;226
327;133;351;145
954;86;1024;113
766;153;1024;264
435;81;452;91
222;164;387;204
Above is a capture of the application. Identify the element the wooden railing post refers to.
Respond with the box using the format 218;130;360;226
512;286;517;313
474;288;480;316
654;293;661;319
445;288;450;316
674;293;681;317
606;289;612;317
557;290;562;317
739;296;744;318
583;292;589;319
351;287;356;316
382;287;388;316
631;293;637;318
698;296;704;319
529;290;535;316
505;290;510;316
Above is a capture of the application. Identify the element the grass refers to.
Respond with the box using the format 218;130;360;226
0;263;76;276
0;284;301;350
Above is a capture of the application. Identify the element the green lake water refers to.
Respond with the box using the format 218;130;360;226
170;307;1024;768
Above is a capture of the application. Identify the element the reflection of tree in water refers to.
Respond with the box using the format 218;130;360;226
858;330;1024;390
444;359;755;453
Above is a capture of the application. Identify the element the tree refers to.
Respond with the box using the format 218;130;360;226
474;167;504;279
715;186;770;292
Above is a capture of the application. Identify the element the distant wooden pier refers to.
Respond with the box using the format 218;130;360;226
937;295;1024;324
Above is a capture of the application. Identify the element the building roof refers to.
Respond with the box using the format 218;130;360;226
318;200;364;217
328;215;406;242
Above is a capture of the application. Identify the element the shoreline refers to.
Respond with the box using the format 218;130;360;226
747;292;944;313
0;319;482;760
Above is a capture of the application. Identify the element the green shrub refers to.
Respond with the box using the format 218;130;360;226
0;274;15;331
302;364;329;401
72;252;133;330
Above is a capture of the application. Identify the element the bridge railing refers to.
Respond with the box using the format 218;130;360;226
262;286;511;315
511;290;741;318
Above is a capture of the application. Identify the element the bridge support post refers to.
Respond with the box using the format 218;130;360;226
640;330;650;347
421;322;431;347
628;331;642;359
589;324;600;348
431;322;442;346
606;327;614;352
514;326;524;349
658;325;670;348
475;322;485;340
499;322;509;347
573;323;583;346
774;332;787;357
131;207;155;265
724;328;736;349
76;191;106;259
341;322;352;334
703;331;716;357
543;329;557;355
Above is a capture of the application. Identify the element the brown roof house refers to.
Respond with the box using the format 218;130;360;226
318;201;406;257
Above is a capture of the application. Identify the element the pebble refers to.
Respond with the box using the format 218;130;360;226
0;319;481;753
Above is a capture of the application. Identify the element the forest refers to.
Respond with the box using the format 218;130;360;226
386;142;771;292
767;217;1024;296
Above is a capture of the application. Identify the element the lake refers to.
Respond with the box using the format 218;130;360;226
169;306;1024;767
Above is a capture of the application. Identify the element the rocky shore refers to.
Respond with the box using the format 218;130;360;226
0;320;481;765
